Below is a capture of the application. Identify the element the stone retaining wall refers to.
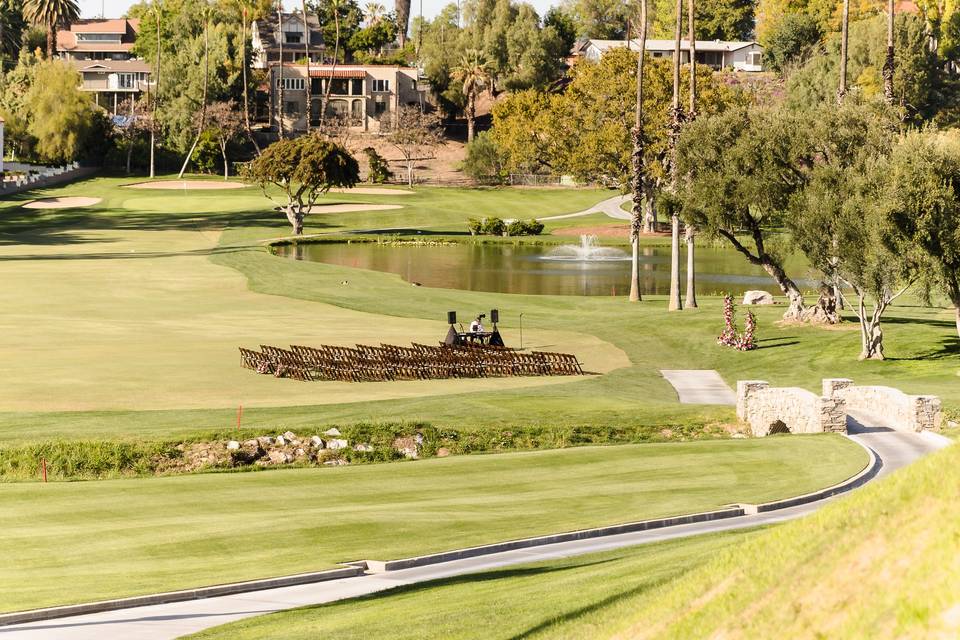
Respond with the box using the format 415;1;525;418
737;380;847;437
822;378;941;432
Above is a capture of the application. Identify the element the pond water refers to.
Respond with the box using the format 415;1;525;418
276;237;809;297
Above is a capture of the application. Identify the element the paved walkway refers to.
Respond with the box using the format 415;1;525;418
541;194;631;221
660;370;737;405
1;412;950;640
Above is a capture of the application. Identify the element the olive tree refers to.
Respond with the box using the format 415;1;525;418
881;131;960;338
675;106;810;320
245;136;360;235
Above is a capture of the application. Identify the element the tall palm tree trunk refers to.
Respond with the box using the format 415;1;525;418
302;0;312;132
320;0;341;129
240;5;261;154
684;0;697;309
883;0;895;104
629;0;648;303
667;0;683;311
466;91;475;142
178;10;209;178
277;2;285;138
150;4;160;178
838;0;849;103
46;17;54;58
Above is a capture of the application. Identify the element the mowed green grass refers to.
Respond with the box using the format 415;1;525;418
191;441;960;640
187;528;760;640
1;175;958;442
0;436;866;612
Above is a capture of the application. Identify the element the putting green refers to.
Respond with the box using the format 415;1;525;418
0;228;627;412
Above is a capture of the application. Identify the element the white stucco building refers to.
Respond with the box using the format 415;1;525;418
572;38;764;72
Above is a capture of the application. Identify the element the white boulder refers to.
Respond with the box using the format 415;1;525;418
327;438;349;450
742;290;775;305
324;428;342;436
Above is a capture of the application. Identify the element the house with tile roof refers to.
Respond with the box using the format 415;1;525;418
572;38;764;72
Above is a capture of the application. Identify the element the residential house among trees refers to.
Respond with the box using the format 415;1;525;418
251;11;325;67
56;19;152;114
269;65;426;133
572;39;764;72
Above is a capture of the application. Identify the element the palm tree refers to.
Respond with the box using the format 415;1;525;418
277;0;285;138
838;0;849;103
395;0;410;46
883;0;895;104
628;0;648;303
684;0;698;309
178;4;210;178
365;2;385;23
453;49;491;143
667;0;683;311
149;1;162;178
320;0;343;130
23;0;79;58
237;0;261;154
302;0;312;133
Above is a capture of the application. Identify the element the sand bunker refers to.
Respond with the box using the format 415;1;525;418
125;180;248;190
307;203;403;213
22;197;102;209
328;187;414;195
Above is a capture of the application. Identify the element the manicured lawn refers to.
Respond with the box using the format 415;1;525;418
187;528;760;640
190;440;960;640
0;436;867;612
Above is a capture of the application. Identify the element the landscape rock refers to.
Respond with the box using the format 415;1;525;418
266;450;292;465
323;458;350;466
742;290;775;305
282;431;298;441
324;428;342;436
327;438;349;450
294;448;306;458
231;440;265;465
436;447;450;457
275;435;286;446
353;443;374;452
310;436;326;449
226;440;240;451
393;436;419;459
948;420;958;429
257;436;273;447
731;433;748;439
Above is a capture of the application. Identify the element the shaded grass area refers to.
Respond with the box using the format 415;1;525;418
186;528;761;640
0;436;866;612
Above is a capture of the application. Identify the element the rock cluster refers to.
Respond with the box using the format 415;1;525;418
156;430;425;474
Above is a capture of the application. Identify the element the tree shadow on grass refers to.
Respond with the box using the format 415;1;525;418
885;336;960;361
754;336;799;350
0;244;259;262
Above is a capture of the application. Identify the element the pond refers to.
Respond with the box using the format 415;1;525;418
275;236;810;297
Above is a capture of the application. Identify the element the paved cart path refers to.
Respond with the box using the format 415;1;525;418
0;415;949;640
660;369;738;405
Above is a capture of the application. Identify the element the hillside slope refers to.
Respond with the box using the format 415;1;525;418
609;441;960;639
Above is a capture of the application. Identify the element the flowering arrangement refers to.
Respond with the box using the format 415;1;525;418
717;294;757;351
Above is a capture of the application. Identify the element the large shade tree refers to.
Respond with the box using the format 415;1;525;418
23;0;79;58
245;136;360;235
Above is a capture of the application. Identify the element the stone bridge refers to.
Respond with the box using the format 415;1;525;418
737;378;942;437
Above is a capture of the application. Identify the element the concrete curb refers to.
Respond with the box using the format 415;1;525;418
0;566;363;628
0;435;881;627
738;435;880;514
362;507;745;573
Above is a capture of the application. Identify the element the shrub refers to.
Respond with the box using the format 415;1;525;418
363;147;393;183
462;131;507;184
482;217;506;235
505;219;545;236
467;218;484;235
523;219;544;235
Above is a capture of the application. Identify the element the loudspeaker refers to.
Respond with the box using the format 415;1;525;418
490;309;499;324
447;311;457;325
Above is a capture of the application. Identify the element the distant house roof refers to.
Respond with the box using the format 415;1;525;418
57;18;140;52
253;11;325;50
575;38;761;56
71;59;152;73
308;68;368;78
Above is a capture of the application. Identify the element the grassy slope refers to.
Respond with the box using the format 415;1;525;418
187;529;761;640
189;443;960;640
0;436;866;612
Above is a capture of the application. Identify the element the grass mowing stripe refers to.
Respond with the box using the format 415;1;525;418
0;436;866;612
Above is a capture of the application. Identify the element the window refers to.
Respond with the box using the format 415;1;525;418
329;78;349;95
284;101;298;116
311;78;323;95
747;51;762;67
77;33;122;42
276;77;305;91
117;73;135;89
351;78;363;95
373;79;390;92
284;32;302;44
374;101;387;115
